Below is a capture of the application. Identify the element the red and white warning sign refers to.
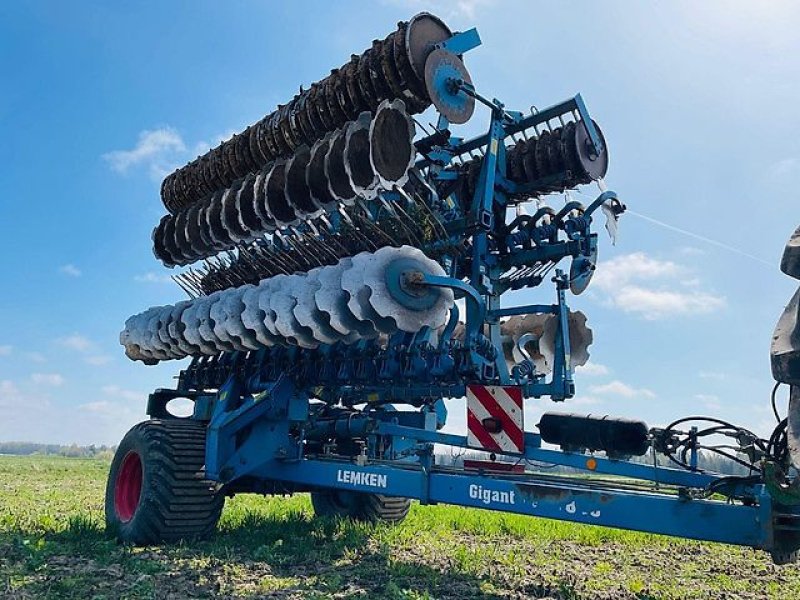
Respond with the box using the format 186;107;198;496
466;384;524;453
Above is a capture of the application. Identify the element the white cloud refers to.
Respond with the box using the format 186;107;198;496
695;393;721;410
31;373;65;387
101;385;145;403
576;362;609;376
699;370;726;381
134;272;173;284
25;351;46;363
0;345;11;356
0;380;21;407
102;127;186;181
770;157;799;178
59;264;82;277
591;252;725;320
570;395;602;406
56;334;94;353
85;355;112;366
589;380;656;399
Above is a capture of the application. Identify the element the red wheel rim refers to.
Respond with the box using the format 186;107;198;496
114;451;143;522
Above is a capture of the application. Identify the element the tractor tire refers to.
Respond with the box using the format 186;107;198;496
311;490;410;523
105;419;223;545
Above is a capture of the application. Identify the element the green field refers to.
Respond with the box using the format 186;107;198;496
0;455;798;599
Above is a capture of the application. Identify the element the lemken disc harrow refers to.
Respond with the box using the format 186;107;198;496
107;11;800;568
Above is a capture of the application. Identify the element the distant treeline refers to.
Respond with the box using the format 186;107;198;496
0;441;116;458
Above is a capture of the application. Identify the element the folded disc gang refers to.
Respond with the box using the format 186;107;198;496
121;248;454;362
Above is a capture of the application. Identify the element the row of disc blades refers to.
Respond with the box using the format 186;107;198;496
121;246;454;363
160;13;454;214
153;100;416;267
460;120;609;201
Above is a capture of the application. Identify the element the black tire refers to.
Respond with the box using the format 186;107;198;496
311;490;410;523
105;419;223;545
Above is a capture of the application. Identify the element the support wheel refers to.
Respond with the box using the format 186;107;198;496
105;419;223;545
311;490;410;523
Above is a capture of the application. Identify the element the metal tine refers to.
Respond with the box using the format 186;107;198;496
293;226;340;265
284;229;322;270
380;193;423;248
402;184;447;240
393;186;436;240
173;273;199;298
342;210;380;251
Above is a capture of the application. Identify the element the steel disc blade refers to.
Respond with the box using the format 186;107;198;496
253;165;278;233
206;190;232;249
424;49;474;125
197;291;237;353
405;12;453;82
270;274;319;348
307;134;338;213
121;307;160;362
325;128;358;205
221;179;250;243
146;307;174;360
258;276;285;341
166;301;195;357
265;161;299;227
241;281;280;347
370;99;415;188
180;299;219;356
363;246;453;332
285;145;323;219
210;286;260;351
152;215;176;266
569;120;609;183
570;239;598;296
172;209;193;264
293;269;344;345
344;112;380;199
315;258;376;339
341;252;396;333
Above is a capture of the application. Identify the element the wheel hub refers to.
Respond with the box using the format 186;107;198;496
114;451;143;522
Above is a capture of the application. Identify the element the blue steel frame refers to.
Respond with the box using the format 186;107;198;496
147;26;800;558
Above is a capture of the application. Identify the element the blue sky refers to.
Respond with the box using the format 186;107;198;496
1;0;799;446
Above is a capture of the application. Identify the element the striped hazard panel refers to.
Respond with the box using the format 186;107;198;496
466;384;525;453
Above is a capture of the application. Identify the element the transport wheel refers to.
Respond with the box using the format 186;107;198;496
105;419;223;545
311;490;410;523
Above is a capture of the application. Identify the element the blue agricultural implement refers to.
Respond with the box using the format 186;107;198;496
108;13;800;564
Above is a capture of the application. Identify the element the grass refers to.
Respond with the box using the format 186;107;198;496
0;455;798;599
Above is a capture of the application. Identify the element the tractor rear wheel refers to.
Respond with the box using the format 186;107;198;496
310;490;410;523
105;419;223;545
